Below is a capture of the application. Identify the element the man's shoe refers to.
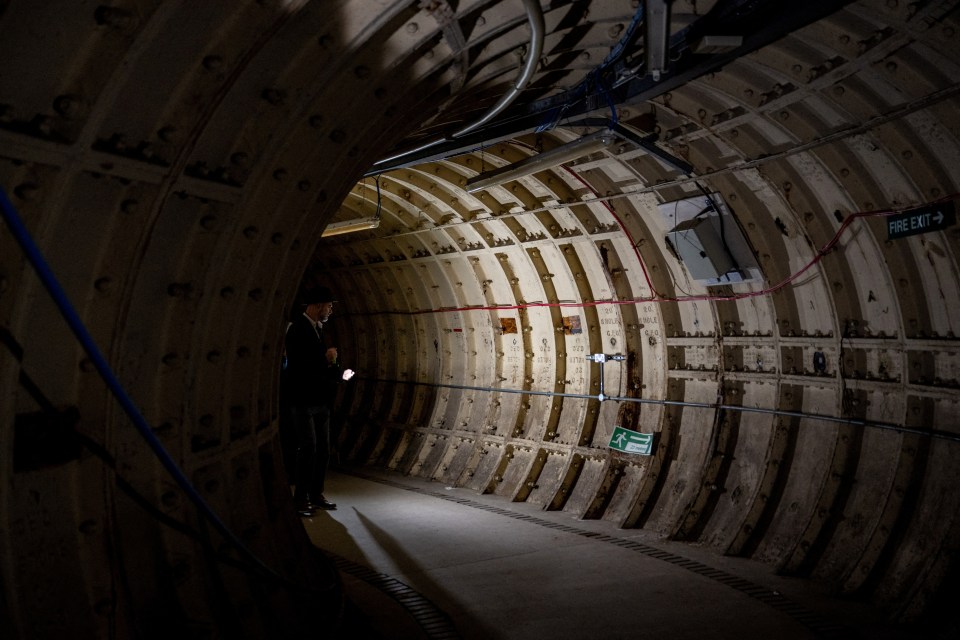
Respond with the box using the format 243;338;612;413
312;497;337;510
293;498;315;516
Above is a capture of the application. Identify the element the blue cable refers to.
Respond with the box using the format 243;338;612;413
539;3;643;132
595;2;643;125
601;3;645;69
0;185;281;580
597;74;620;127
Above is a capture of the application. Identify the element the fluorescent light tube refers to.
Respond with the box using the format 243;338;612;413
645;0;671;81
465;131;613;193
321;217;380;237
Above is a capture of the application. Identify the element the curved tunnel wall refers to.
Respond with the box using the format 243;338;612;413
1;0;959;637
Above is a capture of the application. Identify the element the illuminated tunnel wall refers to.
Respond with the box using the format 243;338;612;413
1;0;959;637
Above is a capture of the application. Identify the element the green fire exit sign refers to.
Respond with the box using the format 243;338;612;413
608;426;654;455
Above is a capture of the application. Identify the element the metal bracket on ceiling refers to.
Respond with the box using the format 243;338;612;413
420;0;469;92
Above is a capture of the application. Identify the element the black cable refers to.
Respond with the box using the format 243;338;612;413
362;376;960;444
664;198;698;297
535;3;644;133
695;182;740;281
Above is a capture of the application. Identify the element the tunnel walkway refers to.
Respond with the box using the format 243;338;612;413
304;469;923;640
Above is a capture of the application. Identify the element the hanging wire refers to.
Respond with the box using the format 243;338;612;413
536;2;643;132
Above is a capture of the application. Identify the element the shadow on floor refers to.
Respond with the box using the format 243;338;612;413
308;508;483;639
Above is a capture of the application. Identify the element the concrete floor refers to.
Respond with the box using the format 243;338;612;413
304;469;928;640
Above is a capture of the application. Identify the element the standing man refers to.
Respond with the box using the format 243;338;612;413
284;286;353;516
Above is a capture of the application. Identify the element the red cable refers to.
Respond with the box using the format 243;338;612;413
397;193;958;316
381;146;958;316
560;165;661;297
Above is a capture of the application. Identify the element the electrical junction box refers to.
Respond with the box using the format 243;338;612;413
667;216;736;280
658;193;761;286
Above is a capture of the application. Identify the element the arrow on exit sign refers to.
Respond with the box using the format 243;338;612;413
887;201;956;240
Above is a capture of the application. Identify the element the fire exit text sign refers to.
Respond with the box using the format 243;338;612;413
887;202;955;240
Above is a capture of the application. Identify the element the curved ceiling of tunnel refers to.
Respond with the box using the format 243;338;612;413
313;0;960;620
1;0;960;633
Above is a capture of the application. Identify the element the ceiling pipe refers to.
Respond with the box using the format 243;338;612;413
364;119;691;190
367;0;854;175
451;0;545;137
372;0;545;168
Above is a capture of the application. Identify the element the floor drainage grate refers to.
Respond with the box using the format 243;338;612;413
325;551;461;640
351;470;855;639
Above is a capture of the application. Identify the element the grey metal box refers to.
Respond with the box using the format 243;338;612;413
667;216;736;280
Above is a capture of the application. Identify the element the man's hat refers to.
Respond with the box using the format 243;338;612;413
302;286;337;305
